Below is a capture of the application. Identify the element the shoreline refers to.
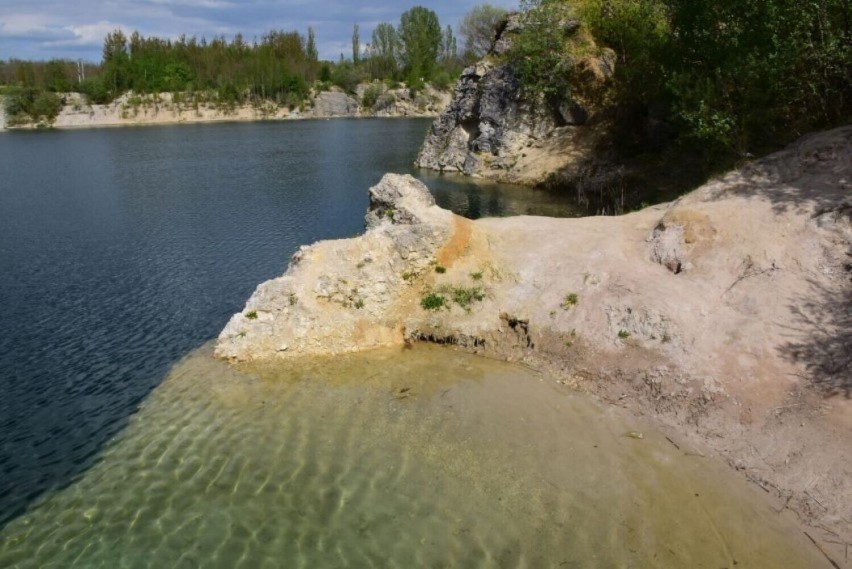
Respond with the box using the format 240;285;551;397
0;87;450;133
0;112;436;133
216;127;852;567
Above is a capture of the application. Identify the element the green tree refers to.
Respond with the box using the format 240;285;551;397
510;0;582;98
460;4;508;58
352;24;361;64
441;25;458;64
307;27;319;61
664;0;851;153
370;22;400;79
44;60;73;92
101;29;131;96
398;6;443;86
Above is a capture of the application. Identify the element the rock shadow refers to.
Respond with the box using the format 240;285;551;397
780;274;852;399
723;126;852;398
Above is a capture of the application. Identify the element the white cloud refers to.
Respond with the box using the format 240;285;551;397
48;21;129;47
0;13;69;39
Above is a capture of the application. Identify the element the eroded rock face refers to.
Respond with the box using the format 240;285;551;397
215;174;453;361
415;14;613;185
309;90;360;118
415;60;557;180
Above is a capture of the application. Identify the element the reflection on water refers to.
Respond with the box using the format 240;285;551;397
417;169;583;219
0;345;824;568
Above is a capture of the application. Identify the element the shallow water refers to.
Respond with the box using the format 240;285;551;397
0;344;824;568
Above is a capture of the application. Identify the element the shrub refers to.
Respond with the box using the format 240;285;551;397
361;83;383;108
245;311;258;320
421;293;446;310
373;93;397;112
451;287;485;310
562;293;578;308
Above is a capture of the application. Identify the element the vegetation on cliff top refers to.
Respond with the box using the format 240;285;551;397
512;0;851;162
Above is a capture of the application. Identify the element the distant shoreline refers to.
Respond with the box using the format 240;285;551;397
0;87;450;133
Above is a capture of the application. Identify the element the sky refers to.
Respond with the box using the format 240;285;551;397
0;0;520;63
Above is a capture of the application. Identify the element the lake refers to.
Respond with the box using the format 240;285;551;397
0;119;825;567
0;118;577;528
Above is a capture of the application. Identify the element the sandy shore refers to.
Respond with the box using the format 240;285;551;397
217;126;852;566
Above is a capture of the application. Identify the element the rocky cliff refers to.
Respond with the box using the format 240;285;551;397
300;85;449;119
416;14;614;186
219;127;852;552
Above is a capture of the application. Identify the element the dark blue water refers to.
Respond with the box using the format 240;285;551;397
0;119;578;528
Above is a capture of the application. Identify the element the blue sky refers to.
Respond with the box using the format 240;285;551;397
0;0;520;62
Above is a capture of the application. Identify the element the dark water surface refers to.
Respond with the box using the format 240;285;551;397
0;119;578;527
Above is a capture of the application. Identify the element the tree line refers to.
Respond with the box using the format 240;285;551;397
1;4;509;123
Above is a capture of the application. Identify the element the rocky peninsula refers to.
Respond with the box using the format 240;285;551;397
218;125;852;563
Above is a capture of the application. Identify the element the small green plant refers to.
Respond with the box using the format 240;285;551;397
354;299;365;309
470;271;483;281
565;341;573;348
246;310;258;320
238;331;247;338
435;265;446;274
618;330;631;339
288;293;297;306
562;293;579;309
361;83;383;108
451;287;485;310
402;271;417;282
420;293;446;311
385;208;395;219
549;310;557;318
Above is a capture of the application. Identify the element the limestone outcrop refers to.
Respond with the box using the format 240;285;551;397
415;14;614;185
215;174;454;360
306;90;359;118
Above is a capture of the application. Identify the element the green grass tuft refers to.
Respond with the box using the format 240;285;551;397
562;293;578;309
420;293;446;311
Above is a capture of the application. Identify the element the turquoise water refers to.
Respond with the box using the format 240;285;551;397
0;345;825;568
